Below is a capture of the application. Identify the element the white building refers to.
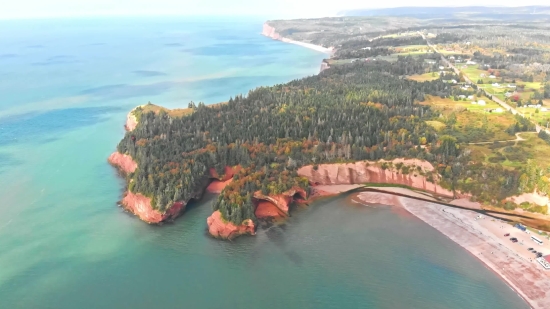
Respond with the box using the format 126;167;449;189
466;60;476;65
468;95;474;100
478;100;486;106
471;101;477;104
489;75;496;79
458;95;466;99
495;108;504;113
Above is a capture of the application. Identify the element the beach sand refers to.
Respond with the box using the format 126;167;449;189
278;37;333;54
356;190;550;309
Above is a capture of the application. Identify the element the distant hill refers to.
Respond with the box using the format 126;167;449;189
339;6;550;18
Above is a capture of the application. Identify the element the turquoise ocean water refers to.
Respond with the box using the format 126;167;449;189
0;17;528;308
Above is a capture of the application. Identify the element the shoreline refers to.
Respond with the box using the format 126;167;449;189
354;190;550;309
261;22;334;55
109;22;549;306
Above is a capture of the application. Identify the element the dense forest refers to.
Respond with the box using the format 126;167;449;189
115;48;543;225
117;56;460;224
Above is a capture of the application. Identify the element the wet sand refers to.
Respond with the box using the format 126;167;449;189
356;190;550;309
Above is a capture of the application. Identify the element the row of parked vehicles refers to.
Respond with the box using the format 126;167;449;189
508;235;545;257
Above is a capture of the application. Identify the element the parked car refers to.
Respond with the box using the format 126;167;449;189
537;253;543;258
504;233;510;236
528;247;534;251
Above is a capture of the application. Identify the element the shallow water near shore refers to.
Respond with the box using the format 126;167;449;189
0;17;529;308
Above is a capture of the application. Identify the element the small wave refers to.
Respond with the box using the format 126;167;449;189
0;219;13;230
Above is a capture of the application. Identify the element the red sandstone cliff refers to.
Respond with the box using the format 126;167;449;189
120;177;209;224
121;191;187;224
262;23;283;40
253;187;307;217
109;148;211;224
297;160;456;198
108;152;137;174
207;210;255;239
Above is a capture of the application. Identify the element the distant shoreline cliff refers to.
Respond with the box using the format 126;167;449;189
261;22;333;73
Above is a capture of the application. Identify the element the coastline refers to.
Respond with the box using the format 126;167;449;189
355;190;550;309
261;22;334;55
108;22;549;307
259;26;550;307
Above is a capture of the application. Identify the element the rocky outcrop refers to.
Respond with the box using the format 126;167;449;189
206;179;232;194
262;23;284;40
297;160;455;198
253;187;308;217
125;108;139;131
255;201;287;219
108;152;137;174
121;191;188;224
320;61;330;73
207;210;255;239
121;176;209;224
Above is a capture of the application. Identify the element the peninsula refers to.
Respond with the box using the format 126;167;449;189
109;11;550;307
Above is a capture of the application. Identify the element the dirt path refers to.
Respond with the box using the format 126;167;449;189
466;132;536;145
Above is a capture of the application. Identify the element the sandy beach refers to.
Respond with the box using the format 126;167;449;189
278;37;333;54
355;190;550;309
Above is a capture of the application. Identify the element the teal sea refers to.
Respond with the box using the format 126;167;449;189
0;17;528;308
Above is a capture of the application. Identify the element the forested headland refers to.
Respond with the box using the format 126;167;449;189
115;54;537;228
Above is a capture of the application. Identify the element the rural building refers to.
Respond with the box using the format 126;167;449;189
468;95;474;100
466;60;476;65
492;83;501;87
478;100;486;106
508;84;516;88
471;101;477;105
458;95;466;99
489;75;496;79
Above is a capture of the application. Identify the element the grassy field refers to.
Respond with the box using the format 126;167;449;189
467;133;550;170
394;44;430;52
520;107;550;126
137;103;194;118
459;65;544;103
460;65;490;82
407;72;439;82
421;95;517;143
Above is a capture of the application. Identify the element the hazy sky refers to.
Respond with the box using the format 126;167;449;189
2;0;549;20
